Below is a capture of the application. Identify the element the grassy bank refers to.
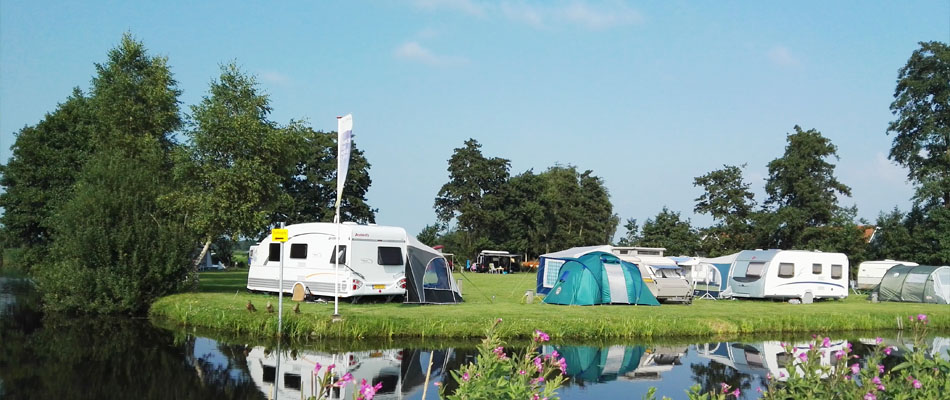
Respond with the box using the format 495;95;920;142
150;269;949;341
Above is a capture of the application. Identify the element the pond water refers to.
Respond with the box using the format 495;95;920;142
2;279;947;400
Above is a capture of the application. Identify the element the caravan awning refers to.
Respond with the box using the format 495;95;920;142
651;265;681;269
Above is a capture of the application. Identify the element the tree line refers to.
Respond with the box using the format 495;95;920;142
422;42;950;274
0;34;376;314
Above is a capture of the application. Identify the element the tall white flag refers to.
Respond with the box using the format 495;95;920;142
336;114;353;209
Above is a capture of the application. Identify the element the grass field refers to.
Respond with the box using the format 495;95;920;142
149;269;949;341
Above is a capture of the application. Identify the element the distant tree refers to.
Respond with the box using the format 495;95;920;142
536;165;618;254
280;126;376;225
616;218;641;246
868;207;916;261
887;41;950;208
693;164;757;256
434;139;510;257
761;126;852;249
639;207;700;256
910;206;950;265
166;63;300;282
493;170;546;256
416;224;442;247
0;89;94;271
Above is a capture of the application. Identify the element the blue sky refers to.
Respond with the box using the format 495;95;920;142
2;1;948;239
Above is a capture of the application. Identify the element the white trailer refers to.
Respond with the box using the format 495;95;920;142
721;250;849;301
856;259;918;290
611;247;693;303
247;222;408;300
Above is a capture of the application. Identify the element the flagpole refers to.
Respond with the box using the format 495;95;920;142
333;114;352;320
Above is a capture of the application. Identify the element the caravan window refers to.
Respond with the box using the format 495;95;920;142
268;243;281;262
329;245;347;265
813;263;822;274
778;263;795;278
377;247;403;266
746;262;765;278
831;264;843;279
289;243;307;259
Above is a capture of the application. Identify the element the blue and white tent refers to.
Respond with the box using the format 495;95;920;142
536;245;612;295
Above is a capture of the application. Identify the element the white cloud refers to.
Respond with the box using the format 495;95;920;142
412;0;485;16
411;0;643;30
768;45;801;67
259;70;291;87
555;1;643;29
394;41;468;66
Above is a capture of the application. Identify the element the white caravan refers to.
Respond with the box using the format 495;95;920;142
721;250;849;301
856;259;918;290
247;222;408;300
612;247;693;303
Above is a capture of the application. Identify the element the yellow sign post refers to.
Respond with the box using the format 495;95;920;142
272;228;288;242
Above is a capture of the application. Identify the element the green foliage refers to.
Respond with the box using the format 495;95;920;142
0;90;94;271
693;164;757;256
280;126;376;225
869;205;950;265
442;320;567;400
761;316;948;400
761;126;852;249
617;218;641;246
637;207;700;256
416;223;444;246
36;145;196;314
887;41;950;209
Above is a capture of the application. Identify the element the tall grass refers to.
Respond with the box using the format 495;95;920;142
150;270;950;341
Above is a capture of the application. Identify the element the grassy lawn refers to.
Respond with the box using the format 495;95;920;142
150;269;949;341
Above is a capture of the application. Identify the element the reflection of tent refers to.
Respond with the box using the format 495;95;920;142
542;251;659;306
537;245;613;294
405;237;463;304
875;265;950;304
551;345;646;383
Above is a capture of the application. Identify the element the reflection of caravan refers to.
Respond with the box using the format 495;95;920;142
722;250;849;301
246;347;403;399
624;346;687;381
696;340;848;381
612;247;693;303
247;223;409;299
856;260;918;290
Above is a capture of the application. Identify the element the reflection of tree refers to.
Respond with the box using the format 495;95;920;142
690;361;755;395
0;310;265;400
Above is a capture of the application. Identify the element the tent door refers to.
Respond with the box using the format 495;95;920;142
604;262;629;304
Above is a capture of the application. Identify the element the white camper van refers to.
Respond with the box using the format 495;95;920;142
612;247;693;303
246;222;409;300
722;250;849;301
856;260;919;290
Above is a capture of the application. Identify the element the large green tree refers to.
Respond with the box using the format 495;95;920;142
434;139;511;256
887;41;950;208
693;164;757;256
0;90;94;271
637;207;700;256
35;35;195;313
760;126;852;249
167;63;300;278
280;126;376;225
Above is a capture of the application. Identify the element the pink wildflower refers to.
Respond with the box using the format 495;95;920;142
534;330;550;342
884;347;893;356
912;379;921;389
875;337;883;345
872;376;881;385
534;357;543;371
492;346;508;360
334;372;354;387
798;352;808;362
779;372;786;378
327;364;336;372
533;377;545;385
851;363;861;375
864;392;876;400
876;384;885;391
314;362;322;373
917;314;927;324
462;372;470;382
835;350;846;360
557;357;567;374
434;382;441;387
878;364;885;374
731;388;740;398
358;379;384;400
822;337;831;348
550;350;559;359
519;369;527;375
720;382;730;392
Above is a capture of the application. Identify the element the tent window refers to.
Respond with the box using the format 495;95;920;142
778;263;794;278
812;263;822;274
543;259;565;288
329;245;347;264
423;258;450;288
289;243;307;259
377;247;403;266
746;262;765;278
284;373;301;390
831;264;843;279
268;243;281;262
